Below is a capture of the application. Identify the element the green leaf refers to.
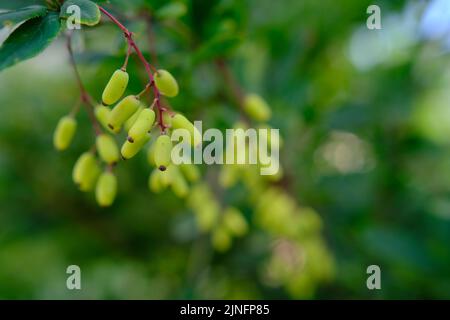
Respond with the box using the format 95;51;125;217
0;12;62;71
0;5;48;29
60;0;101;26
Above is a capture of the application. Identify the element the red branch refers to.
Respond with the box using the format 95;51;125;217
98;6;167;132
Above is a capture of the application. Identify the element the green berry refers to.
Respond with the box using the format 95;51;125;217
170;165;189;198
148;169;162;193
121;134;151;160
124;105;144;132
95;105;119;134
102;69;129;105
154;69;179;97
108;95;140;131
212;227;232;252
95;171;117;207
171;114;202;147
96;134;119;164
180;163;200;182
72;152;100;192
222;207;248;236
160;166;172;187
53;115;77;151
154;134;172;171
127;108;155;143
243;94;271;121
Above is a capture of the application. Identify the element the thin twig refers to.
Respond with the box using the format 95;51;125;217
66;32;102;136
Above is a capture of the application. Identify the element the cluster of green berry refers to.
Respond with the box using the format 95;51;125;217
177;88;334;295
180;94;273;251
53;66;201;207
218;92;282;187
255;187;334;298
187;183;248;252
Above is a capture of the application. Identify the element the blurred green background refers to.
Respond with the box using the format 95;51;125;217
1;0;450;299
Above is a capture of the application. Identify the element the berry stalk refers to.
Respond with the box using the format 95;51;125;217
98;5;167;133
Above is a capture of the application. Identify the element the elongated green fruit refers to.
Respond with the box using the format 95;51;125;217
94;105;109;128
243;94;271;121
154;69;179;97
148;169;165;193
127;109;155;143
96;134;119;164
160;166;172;186
154;134;172;171
53;116;77;151
121;134;150;160
171;114;201;147
95;171;117;207
223;207;248;236
180;163;200;182
170;165;189;198
212;227;232;252
95;105;119;134
102;69;129;105
72;152;100;192
108;95;140;131
124;105;144;132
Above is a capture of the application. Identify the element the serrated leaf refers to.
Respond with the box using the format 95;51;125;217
0;5;48;29
60;0;101;26
0;12;62;71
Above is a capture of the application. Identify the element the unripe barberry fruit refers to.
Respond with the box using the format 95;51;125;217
102;69;129;106
53;115;77;151
148;169;162;193
121;134;150;160
170;165;189;198
96;134;120;164
180;163;200;182
160;166;172;187
95;171;117;207
72;152;100;192
124;105;144;132
127;108;155;143
171;114;202;147
243;94;271;122
108;95;140;131
95;105;119;134
222;207;248;236
212;227;232;252
154;134;172;171
154;69;179;97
